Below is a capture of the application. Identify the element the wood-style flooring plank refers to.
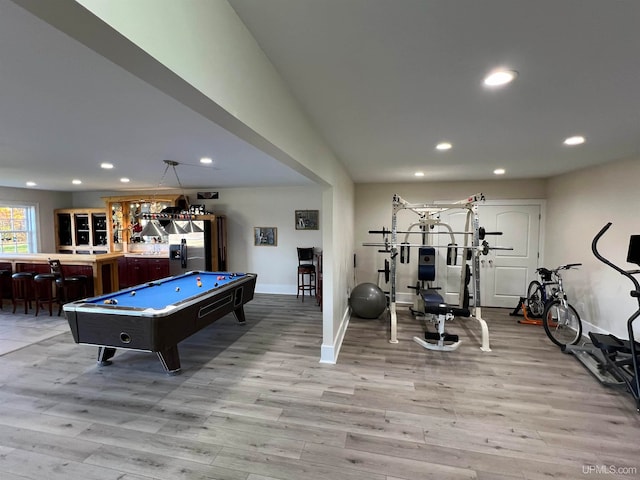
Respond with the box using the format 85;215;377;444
84;444;247;480
0;294;639;480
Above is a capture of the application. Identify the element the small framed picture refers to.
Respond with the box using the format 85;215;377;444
295;210;319;230
254;227;277;246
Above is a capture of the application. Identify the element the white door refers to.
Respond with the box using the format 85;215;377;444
435;203;541;308
478;204;541;307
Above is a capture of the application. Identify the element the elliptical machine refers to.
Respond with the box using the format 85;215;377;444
571;222;640;411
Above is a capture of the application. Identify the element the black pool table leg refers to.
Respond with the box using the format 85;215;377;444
233;306;247;324
97;347;117;366
157;345;181;375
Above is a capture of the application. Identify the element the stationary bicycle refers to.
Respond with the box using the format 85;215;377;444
564;223;640;411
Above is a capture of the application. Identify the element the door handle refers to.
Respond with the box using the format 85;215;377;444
481;259;486;267
488;259;493;266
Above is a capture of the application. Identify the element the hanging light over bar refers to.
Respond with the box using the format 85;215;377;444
140;219;167;237
181;220;203;233
164;220;186;235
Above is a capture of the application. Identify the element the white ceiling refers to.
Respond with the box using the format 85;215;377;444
0;0;313;192
1;0;639;192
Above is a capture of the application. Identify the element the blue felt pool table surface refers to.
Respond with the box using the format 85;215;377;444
88;271;247;310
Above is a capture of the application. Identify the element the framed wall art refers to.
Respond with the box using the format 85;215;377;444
254;227;277;246
295;210;319;230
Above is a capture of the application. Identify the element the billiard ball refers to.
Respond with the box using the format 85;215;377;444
214;282;218;287
130;291;136;296
197;281;202;288
175;287;180;292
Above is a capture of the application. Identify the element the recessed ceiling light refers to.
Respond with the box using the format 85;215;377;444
120;178;130;183
414;172;425;177
436;142;452;151
563;135;585;146
493;168;506;175
100;162;114;169
72;179;82;185
483;69;518;87
26;181;36;187
200;157;213;164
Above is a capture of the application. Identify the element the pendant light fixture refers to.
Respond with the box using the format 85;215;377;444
162;160;203;233
140;160;178;239
163;220;186;235
140;218;168;237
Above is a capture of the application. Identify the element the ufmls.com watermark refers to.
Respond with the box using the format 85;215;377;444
583;465;637;475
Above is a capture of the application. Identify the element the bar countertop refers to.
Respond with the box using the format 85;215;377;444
0;252;123;295
0;252;124;263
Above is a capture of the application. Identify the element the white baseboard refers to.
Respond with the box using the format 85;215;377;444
320;305;351;364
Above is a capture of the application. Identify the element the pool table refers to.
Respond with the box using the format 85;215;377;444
63;271;257;374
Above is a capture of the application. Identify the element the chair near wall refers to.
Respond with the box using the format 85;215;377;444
297;247;316;302
48;259;89;303
11;272;34;314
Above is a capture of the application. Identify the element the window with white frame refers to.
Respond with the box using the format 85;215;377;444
0;203;37;253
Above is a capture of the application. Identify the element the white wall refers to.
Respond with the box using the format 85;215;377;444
546;155;640;339
0;186;72;252
194;186;323;294
355;179;547;302
322;178;355;363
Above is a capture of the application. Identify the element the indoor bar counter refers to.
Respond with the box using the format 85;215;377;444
0;252;122;296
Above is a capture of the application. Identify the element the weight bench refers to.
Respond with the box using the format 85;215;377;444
412;288;470;351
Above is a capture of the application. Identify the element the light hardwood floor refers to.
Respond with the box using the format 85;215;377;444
0;295;638;480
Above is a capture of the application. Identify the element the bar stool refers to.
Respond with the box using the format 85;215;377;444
297;247;316;301
11;272;34;314
48;259;89;303
34;273;61;316
0;269;12;309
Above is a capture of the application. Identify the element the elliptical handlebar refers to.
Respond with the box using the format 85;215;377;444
592;223;615;269
592;222;640;292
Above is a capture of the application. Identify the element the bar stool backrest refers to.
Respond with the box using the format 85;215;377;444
297;248;315;268
48;259;63;279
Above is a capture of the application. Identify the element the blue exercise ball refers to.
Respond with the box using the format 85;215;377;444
350;282;387;319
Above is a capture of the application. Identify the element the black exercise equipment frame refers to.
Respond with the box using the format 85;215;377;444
566;223;640;411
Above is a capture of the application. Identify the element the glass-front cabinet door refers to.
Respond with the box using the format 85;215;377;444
54;208;108;254
102;195;183;253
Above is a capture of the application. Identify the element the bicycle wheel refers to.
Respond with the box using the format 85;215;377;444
526;281;544;317
542;300;582;347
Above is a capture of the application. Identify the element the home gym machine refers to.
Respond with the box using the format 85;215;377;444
364;193;509;352
564;222;640;411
